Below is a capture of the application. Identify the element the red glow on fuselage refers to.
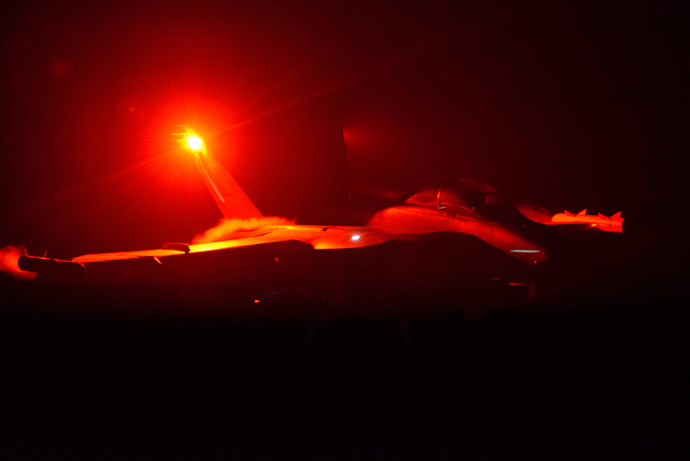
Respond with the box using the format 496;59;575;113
369;204;546;264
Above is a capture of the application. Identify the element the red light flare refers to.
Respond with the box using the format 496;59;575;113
174;127;206;156
25;94;238;205
149;97;233;153
133;95;242;213
186;135;203;152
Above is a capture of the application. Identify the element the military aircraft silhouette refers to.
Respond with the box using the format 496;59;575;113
18;130;623;317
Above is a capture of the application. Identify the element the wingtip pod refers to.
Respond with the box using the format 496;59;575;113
550;210;623;233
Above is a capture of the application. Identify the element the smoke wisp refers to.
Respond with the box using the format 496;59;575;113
192;217;295;244
0;245;36;280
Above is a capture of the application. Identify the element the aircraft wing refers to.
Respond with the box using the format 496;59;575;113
19;224;418;281
74;225;415;262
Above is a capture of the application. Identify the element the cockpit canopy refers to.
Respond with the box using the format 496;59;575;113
404;178;523;222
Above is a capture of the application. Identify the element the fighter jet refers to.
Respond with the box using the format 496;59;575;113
17;130;623;317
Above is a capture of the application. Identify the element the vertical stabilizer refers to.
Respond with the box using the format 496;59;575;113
194;152;263;220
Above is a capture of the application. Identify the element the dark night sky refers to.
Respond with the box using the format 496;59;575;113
0;0;687;260
1;3;689;456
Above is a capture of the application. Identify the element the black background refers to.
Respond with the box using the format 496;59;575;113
1;1;688;458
